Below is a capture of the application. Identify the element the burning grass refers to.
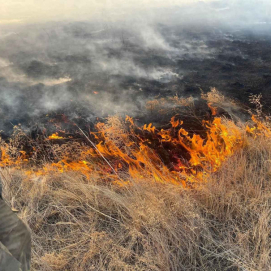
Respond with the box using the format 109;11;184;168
1;132;271;270
0;113;251;184
1;90;271;270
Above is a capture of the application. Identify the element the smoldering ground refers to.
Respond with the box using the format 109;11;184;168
0;0;271;135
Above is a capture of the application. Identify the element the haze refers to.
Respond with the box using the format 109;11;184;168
0;0;208;23
0;0;270;134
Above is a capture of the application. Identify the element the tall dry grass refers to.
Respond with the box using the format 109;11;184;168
1;129;271;270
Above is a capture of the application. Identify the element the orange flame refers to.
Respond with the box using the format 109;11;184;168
208;103;217;116
48;133;65;140
0;114;269;187
246;115;271;138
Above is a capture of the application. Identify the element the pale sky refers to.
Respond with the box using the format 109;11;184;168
0;0;211;24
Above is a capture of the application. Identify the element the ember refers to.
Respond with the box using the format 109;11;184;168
48;133;65;140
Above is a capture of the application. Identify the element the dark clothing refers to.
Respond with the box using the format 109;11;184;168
0;242;22;271
0;180;2;199
0;195;31;270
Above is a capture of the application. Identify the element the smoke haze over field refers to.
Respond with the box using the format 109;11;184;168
0;0;270;25
0;0;271;134
0;0;206;23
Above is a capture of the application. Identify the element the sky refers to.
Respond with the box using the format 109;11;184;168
1;0;270;26
0;0;212;24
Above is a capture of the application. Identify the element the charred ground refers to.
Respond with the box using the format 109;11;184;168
0;22;271;138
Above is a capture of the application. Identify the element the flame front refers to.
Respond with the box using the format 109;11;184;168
1;113;270;186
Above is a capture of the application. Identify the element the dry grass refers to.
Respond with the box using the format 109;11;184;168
1;131;271;270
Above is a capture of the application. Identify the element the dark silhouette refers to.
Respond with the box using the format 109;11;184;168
0;179;31;271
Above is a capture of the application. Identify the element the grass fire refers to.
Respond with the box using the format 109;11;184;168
0;93;257;185
1;89;271;270
1;1;271;269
